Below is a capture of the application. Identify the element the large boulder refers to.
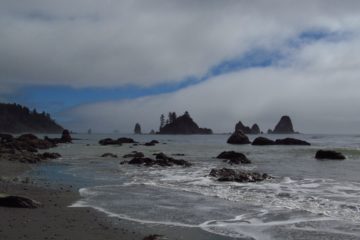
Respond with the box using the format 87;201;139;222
61;129;72;143
216;151;251;164
227;130;251;144
0;195;41;208
275;138;310;146
209;168;270;183
252;137;276;146
271;116;296;134
315;150;346;160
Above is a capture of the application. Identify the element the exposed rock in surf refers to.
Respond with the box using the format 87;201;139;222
209;168;270;183
315;150;346;160
144;140;159;146
251;124;261;134
227;130;251;144
121;153;191;167
38;152;61;160
101;153;118;158
216;151;251;164
143;235;163;240
275;138;311;146
123;151;144;158
60;129;72;143
0;195;41;208
270;116;297;134
99;137;136;145
252;137;276;146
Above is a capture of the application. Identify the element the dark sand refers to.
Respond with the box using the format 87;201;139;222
0;161;234;240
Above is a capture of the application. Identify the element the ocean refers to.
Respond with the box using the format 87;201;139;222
30;134;360;239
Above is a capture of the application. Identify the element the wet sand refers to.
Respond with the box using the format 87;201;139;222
0;161;234;240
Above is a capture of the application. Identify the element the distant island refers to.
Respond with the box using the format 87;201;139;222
235;121;261;134
158;111;213;134
0;103;64;133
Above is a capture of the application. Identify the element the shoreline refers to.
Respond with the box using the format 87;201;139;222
0;160;235;240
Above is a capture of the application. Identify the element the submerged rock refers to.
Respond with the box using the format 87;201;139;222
216;151;251;164
123;151;144;158
209;168;270;183
252;137;276;146
101;153;118;158
0;195;41;208
315;150;346;160
275;138;311;146
227;130;251;144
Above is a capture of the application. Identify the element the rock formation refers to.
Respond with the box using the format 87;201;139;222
120;153;191;167
158;111;212;134
270;116;297;134
275;138;310;146
98;137;136;145
315;150;346;160
235;121;261;134
209;168;270;183
252;137;276;145
227;130;251;144
216;151;251;164
134;123;142;134
0;195;41;208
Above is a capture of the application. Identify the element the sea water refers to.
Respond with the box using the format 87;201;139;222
31;134;360;239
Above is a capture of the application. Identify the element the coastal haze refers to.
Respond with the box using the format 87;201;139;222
1;1;360;133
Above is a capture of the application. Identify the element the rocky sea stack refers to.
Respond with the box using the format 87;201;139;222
134;123;142;134
268;116;297;134
235;121;261;134
227;130;251;144
158;111;212;134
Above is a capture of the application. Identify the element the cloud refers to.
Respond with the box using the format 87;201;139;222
2;0;360;89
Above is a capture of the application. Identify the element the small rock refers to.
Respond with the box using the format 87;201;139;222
315;150;346;160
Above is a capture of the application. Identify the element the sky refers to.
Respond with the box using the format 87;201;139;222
1;0;360;134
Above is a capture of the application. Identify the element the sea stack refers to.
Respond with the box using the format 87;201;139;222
235;121;261;134
134;123;142;134
270;116;296;134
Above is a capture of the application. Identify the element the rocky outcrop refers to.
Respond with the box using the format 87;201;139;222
315;150;346;160
235;121;261;134
227;130;251;144
209;168;270;183
216;151;251;164
121;153;191;167
134;123;142;134
275;138;311;146
0;195;41;208
158;112;212;134
252;137;276;145
101;153;118;158
99;137;136;145
270;116;297;134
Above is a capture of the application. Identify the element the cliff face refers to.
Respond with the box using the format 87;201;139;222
0;103;64;133
158;112;212;134
270;116;296;134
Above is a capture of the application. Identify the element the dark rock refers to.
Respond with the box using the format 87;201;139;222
158;111;212;134
61;129;72;143
38;152;61;160
275;138;311;146
143;235;163;240
250;124;261;134
216;151;251;164
227;130;251;144
123;153;191;167
209;168;270;183
144;140;159;146
0;133;13;143
117;137;136;144
17;134;38;141
271;116;296;134
99;138;120;146
123;151;144;158
315;150;346;160
172;153;185;156
252;137;276;146
134;123;142;134
0;195;41;208
101;153;118;158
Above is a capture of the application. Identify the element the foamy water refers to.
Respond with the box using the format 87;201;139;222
33;133;360;239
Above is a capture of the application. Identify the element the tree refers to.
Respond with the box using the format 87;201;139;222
160;114;165;129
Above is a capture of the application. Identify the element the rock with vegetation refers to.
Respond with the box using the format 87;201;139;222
0;103;63;133
209;168;270;182
227;130;251;144
134;123;142;134
315;150;346;160
216;151;251;164
158;111;212;134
